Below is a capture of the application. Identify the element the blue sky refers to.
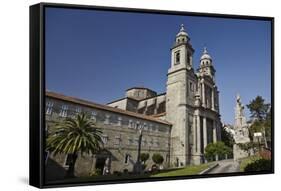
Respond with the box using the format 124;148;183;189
45;7;272;124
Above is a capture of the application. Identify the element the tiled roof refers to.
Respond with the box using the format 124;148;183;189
126;87;156;93
106;96;139;105
46;91;172;126
151;112;166;117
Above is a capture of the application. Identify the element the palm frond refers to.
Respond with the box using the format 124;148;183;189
46;112;103;156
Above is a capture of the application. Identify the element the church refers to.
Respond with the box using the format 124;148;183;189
45;24;222;179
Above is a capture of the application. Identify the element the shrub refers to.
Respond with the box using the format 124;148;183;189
239;156;261;172
152;153;164;165
140;153;150;164
244;159;271;172
204;141;232;161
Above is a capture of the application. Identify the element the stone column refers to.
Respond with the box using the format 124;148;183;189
213;120;217;143
193;116;197;153
154;103;159;115
197;115;201;154
211;88;215;110
203;117;207;151
202;82;205;107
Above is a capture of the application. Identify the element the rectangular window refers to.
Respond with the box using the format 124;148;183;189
117;117;122;126
135;121;140;130
114;135;121;145
149;139;153;147
102;135;108;145
190;82;194;92
143;123;148;131
91;111;97;122
166;154;169;162
75;107;81;113
127;137;133;145
46;101;53;115
104;114;110;124
124;154;130;164
149;124;153;132
128;120;133;128
174;51;180;65
154;140;160;148
187;53;190;64
134;137;139;145
155;125;159;132
166;141;169;148
59;105;68;117
142;138;146;146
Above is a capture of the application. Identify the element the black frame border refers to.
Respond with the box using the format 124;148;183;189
29;2;275;188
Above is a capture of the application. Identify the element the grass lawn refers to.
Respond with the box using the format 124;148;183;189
47;163;212;185
150;163;210;177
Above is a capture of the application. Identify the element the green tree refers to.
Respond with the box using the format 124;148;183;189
246;96;270;121
248;121;264;140
46;113;103;178
221;126;235;147
204;142;232;161
152;153;164;165
247;96;271;148
264;107;272;143
140;153;150;164
237;142;259;156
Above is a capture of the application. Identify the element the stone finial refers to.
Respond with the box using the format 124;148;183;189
176;24;189;38
203;47;208;54
180;24;185;31
236;93;241;102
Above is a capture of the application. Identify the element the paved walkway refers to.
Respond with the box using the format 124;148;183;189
207;159;240;174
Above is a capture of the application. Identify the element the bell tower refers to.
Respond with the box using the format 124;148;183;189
166;24;196;167
198;47;216;81
169;24;194;74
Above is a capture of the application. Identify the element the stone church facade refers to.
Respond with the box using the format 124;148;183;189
45;24;222;179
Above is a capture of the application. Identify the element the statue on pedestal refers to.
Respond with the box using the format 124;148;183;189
234;94;250;143
233;94;251;160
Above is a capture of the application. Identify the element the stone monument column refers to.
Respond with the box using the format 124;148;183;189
233;94;251;160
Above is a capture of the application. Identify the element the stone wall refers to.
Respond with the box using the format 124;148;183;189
45;95;171;178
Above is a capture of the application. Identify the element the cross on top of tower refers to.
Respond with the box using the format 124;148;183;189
200;46;212;61
176;24;189;37
180;24;185;31
203;46;208;54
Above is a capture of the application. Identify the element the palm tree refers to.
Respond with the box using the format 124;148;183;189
46;112;103;178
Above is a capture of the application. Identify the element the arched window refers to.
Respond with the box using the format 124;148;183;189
187;53;190;64
175;51;180;65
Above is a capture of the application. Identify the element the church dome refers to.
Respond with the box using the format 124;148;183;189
200;47;212;60
176;24;189;37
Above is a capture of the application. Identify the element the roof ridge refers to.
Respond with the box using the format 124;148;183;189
46;91;171;126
